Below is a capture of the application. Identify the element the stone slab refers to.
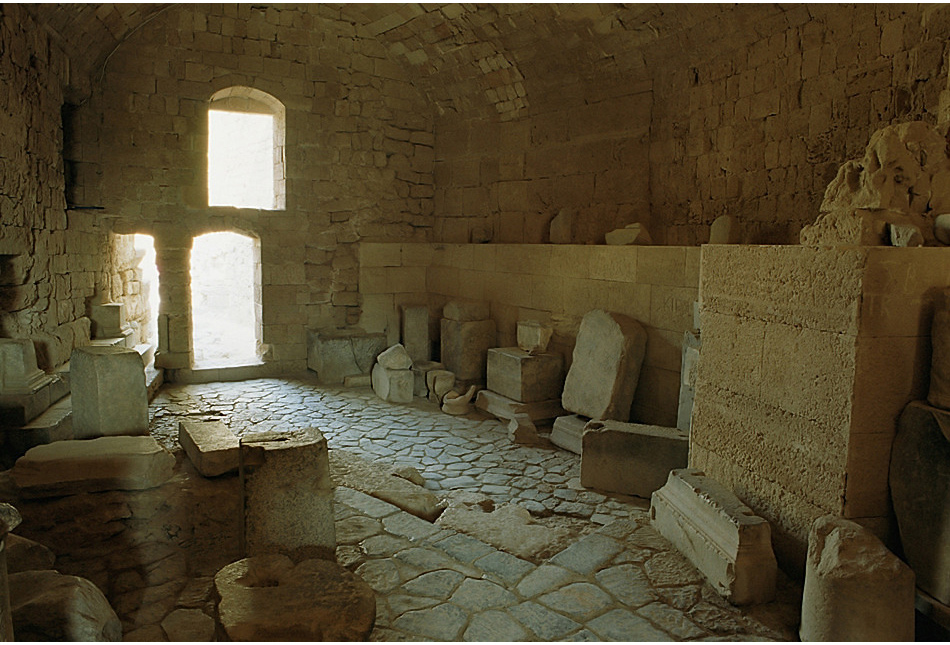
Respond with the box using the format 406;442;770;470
800;516;915;641
676;331;701;432
650;468;777;605
71;346;148;439
372;364;413;403
214;555;375;641
241;428;336;560
179;420;240;477
581;421;688;498
306;331;387;385
561;309;647;421
401;305;430;364
550;414;590;454
11;436;175;498
475;389;563;444
443;300;490;322
890;401;950;604
487;347;563;403
441;318;495;381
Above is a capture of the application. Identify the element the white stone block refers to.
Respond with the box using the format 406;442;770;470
71;346;148;439
241;428;336;561
90;303;132;339
12;436;175;498
800;515;915;641
487;347;563;403
550;414;590;454
516;320;552;354
581;421;688;498
179;420;240;477
371;364;413;403
440;318;495;381
561;309;647;421
401;305;430;363
651;468;777;605
443;300;490;322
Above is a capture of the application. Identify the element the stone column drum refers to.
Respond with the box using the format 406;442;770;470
71;346;148;439
240;428;336;561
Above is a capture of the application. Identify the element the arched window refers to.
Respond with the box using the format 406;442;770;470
207;87;285;210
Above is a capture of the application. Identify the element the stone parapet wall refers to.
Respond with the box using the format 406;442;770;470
360;243;699;427
692;245;950;575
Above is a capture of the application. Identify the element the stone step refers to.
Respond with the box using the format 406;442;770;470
5;395;74;464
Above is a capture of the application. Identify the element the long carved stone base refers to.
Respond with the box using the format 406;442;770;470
474;390;563;445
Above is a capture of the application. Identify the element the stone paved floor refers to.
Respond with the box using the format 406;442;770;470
150;374;800;641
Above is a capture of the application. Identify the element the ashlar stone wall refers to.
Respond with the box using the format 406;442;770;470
70;4;435;374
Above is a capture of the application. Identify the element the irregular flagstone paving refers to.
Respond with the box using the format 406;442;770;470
149;375;800;641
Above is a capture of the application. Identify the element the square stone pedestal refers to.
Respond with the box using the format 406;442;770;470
487;347;563;403
71;346;148;439
90;302;133;342
240;428;336;561
0;339;56;427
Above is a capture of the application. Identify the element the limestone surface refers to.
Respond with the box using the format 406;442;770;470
800;515;915;641
550;414;590;455
307;331;387;385
0;338;53;396
441;318;495;381
9;570;122;641
372;363;414;403
651;469;777;605
241;428;336;561
179;419;240;477
487;347;563;403
443;300;490;322
475;389;564;445
12;436;175;498
561;309;647;421
214;554;376;641
517;320;553;354
929;288;950;409
71;345;149;439
400;306;430;364
330;449;441;522
581;421;688;498
605;223;652;246
377;343;413;370
889;401;950;604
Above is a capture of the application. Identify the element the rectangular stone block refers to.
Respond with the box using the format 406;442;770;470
581;420;688;498
71;346;148;439
561;309;647;421
241;428;335;561
411;360;443;397
90;302;132;340
651;468;777;605
0;339;53;396
401;305;430;363
307;331;387;384
440;318;495;381
11;436;175;498
179;420;240;477
517;320;552;354
487;347;563;403
475;389;564;445
371;364;413;403
443;300;490;322
6;395;73;464
550;414;590;454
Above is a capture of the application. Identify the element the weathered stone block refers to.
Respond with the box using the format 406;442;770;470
561;309;646;421
440;318;495;381
651;468;777;605
401;305;430;363
241;428;335;561
443;300;490;322
371;364;413;403
90;302;132;339
214;555;375;641
307;331;386;385
411;360;443;397
550;414;590;454
487;347;563;403
581;421;688;498
12;436;175;498
426;369;456;404
516;320;552;354
377;343;412;370
800;516;915;641
179;420;240;477
889;401;950;604
71;346;148;439
475;389;564;445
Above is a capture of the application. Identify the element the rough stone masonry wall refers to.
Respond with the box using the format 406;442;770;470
648;4;950;244
71;4;434;374
0;5;141;371
360;242;699;427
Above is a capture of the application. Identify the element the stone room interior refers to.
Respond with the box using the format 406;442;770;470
1;2;949;641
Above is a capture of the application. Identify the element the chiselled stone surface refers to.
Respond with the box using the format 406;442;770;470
581;420;688;498
371;363;413;403
178;420;240;477
441;318;495;381
71;345;148;439
241;428;335;560
400;306;430;364
550;414;590;454
889;401;950;605
561;309;647;421
487;347;563;403
800;516;915;642
307;331;387;385
651;469;777;605
214;555;375;641
12;436;174;498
